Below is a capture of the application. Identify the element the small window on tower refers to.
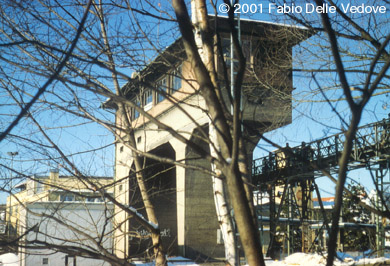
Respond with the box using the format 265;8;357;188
60;194;74;202
133;98;140;119
156;77;167;103
172;65;182;92
143;89;153;111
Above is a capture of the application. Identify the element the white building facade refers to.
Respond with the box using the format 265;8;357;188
19;202;113;266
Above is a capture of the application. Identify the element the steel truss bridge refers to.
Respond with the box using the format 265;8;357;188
252;117;390;258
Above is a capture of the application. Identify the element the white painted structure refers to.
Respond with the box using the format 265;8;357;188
18;202;113;266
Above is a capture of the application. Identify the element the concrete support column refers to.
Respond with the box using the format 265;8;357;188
170;138;187;256
113;154;134;259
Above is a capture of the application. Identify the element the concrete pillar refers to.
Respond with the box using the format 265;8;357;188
170;138;187;256
113;149;133;259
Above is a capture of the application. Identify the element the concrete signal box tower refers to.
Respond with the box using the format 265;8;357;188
110;16;310;261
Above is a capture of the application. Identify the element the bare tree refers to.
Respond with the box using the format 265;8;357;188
1;1;364;266
260;0;390;264
0;0;170;265
171;0;280;264
316;3;390;265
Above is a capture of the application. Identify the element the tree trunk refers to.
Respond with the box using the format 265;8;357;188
172;1;266;264
224;164;265;266
190;1;238;264
210;122;238;266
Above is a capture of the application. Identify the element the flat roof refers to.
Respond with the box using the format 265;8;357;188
121;15;313;97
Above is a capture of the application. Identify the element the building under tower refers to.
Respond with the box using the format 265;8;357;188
108;15;311;262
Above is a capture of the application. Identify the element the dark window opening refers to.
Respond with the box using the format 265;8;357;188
157;77;167;103
143;89;153;111
60;194;74;202
172;65;182;92
133;98;140;119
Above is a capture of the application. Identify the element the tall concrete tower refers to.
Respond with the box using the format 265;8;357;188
111;15;310;261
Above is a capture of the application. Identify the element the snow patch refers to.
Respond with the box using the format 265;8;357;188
284;253;328;265
134;256;199;265
132;253;390;266
258;253;390;266
126;205;159;229
148;221;159;229
355;257;389;265
127;205;146;220
0;253;19;266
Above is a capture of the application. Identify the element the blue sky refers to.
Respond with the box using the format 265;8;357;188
245;0;390;196
0;0;389;202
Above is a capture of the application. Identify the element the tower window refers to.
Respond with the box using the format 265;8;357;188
60;194;74;202
143;89;153;111
133;98;140;119
172;65;182;92
156;77;167;103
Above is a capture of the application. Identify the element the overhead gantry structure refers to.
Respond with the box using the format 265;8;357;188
252;117;390;257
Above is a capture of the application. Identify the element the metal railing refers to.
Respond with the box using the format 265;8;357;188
253;117;390;185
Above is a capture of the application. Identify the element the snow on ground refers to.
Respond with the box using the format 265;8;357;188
0;253;19;266
354;257;389;265
134;256;200;265
2;253;388;266
264;253;390;266
264;253;348;266
142;253;390;266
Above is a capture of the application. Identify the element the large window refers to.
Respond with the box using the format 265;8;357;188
130;64;183;121
172;65;182;92
60;194;74;202
143;89;153;111
87;196;104;203
156;77;167;103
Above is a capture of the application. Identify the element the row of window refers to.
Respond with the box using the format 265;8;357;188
41;256;75;266
130;39;252;121
60;194;105;203
132;65;182;120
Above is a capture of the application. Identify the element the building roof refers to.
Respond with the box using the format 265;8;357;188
13;174;113;192
209;15;312;44
117;15;313;99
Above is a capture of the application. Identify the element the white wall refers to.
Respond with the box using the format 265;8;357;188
21;202;113;266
